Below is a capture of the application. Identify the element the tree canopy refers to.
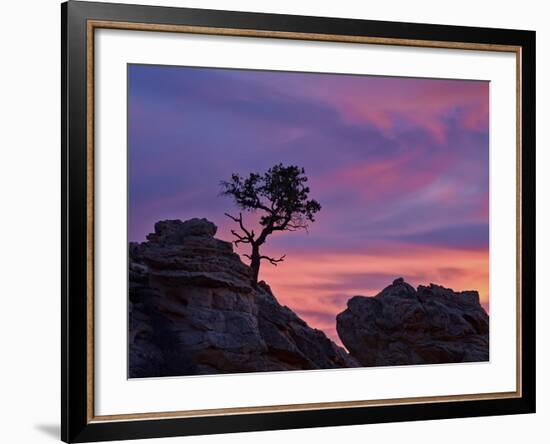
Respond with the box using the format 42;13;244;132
221;164;321;286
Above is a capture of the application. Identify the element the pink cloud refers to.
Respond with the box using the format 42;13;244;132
272;76;489;144
314;145;456;209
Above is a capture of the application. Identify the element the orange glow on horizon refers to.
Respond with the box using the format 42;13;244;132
256;245;488;344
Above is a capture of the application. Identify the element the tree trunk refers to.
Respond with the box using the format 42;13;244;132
250;244;261;287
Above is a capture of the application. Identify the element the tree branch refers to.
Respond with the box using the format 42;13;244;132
230;229;252;246
254;200;274;215
260;254;286;266
225;212;255;246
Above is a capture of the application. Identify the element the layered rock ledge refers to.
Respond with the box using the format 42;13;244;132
129;218;358;377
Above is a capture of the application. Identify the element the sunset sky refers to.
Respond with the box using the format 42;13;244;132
128;64;489;344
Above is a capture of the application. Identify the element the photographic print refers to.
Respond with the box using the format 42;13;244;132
128;64;490;378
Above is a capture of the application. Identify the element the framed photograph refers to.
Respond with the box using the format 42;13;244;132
61;1;536;442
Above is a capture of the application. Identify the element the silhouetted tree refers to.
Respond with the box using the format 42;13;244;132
221;164;321;287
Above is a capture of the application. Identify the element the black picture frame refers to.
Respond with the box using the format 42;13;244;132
61;1;536;442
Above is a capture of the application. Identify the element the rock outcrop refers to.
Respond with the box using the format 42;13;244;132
129;218;358;377
336;278;489;367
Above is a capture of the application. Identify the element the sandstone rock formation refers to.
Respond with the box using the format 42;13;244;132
129;218;358;377
336;277;489;367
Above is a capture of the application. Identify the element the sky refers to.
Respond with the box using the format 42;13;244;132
128;64;489;344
